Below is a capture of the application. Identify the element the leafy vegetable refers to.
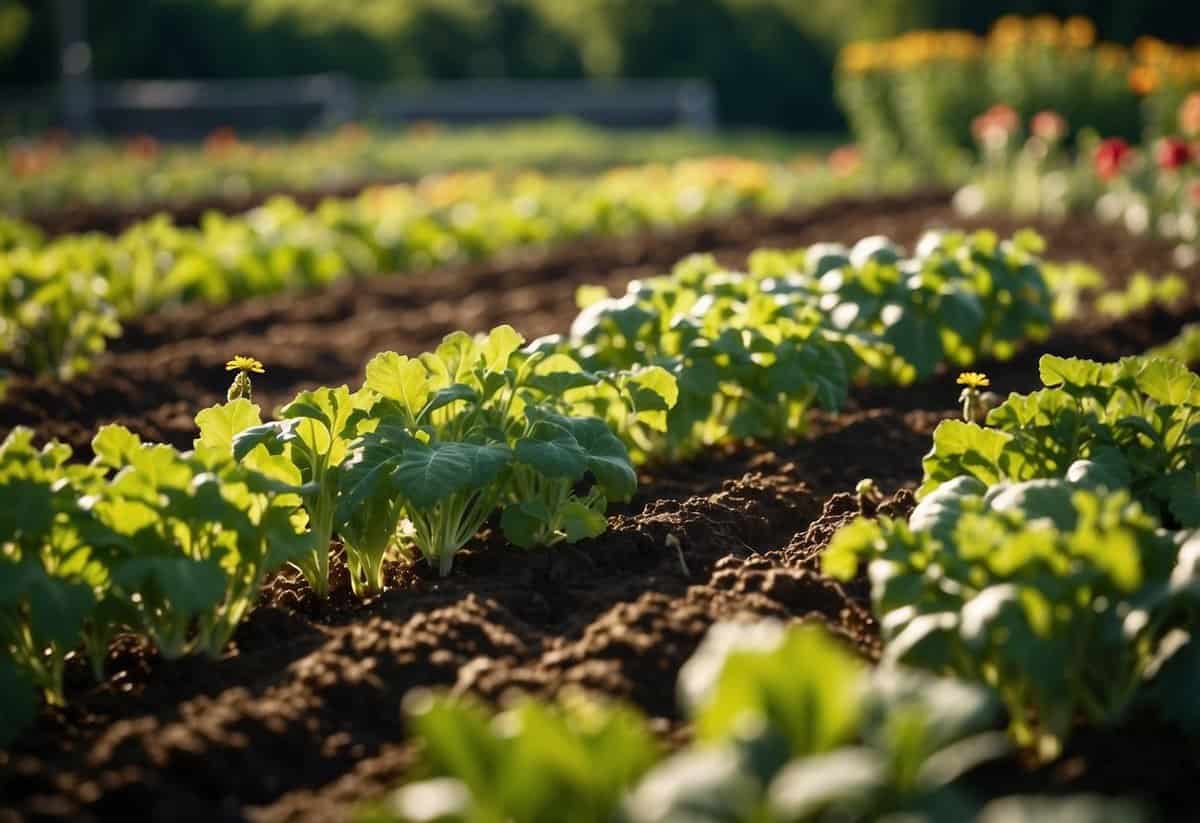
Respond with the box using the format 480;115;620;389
340;326;653;578
374;690;659;823
921;354;1200;528
825;477;1191;760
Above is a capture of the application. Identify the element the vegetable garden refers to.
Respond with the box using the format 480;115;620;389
3;14;1200;823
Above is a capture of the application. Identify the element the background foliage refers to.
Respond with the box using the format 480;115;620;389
1;0;1199;130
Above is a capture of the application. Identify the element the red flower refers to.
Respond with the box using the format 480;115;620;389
1030;110;1067;142
1094;138;1132;180
1156;137;1192;171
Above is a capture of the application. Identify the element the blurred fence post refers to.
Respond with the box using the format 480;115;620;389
56;0;94;133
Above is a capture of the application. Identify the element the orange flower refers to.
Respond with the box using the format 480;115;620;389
827;145;862;177
204;126;240;157
972;103;1020;148
1030;110;1067;142
1180;92;1200;137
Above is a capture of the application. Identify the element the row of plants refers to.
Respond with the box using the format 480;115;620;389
0;156;864;382
0;227;1058;746
956;92;1200;270
359;353;1199;822
363;621;1137;823
0;326;677;745
837;14;1200;176
547;227;1054;460
1;120;813;218
827;353;1200;761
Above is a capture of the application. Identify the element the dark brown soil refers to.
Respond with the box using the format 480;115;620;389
18;177;412;238
2;193;1199;822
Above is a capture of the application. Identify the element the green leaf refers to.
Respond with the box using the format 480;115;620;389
909;476;986;541
0;478;55;544
193;400;262;454
92;424;144;469
112;556;226;617
564;417;637;501
500;500;552;549
560;500;608;543
1133;357;1200;406
625;366;679;433
262;506;320;570
514;419;588;481
232;421;290;462
481;325;525;373
767;747;887;820
1038;355;1106;389
682;621;864;756
919;421;1013;497
823;517;882;581
365;352;430;418
393;441;512;509
421;384;479;419
336;437;404;526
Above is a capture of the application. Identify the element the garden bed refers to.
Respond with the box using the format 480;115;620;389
2;192;1199;822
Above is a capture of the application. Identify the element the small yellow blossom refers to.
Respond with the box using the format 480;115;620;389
225;355;265;374
957;372;991;389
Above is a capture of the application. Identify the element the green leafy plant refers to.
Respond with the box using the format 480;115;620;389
627;620;1006;823
339;326;653;581
921;354;1200;528
233;385;370;597
88;419;311;658
825;475;1193;760
0;427;109;709
367;689;659;823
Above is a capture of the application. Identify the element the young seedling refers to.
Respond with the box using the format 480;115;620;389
225;355;264;402
956;371;992;423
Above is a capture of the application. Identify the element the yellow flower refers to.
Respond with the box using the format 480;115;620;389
1128;65;1160;96
1031;15;1061;46
1064;16;1095;49
840;42;879;74
225;355;265;374
957;372;990;389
